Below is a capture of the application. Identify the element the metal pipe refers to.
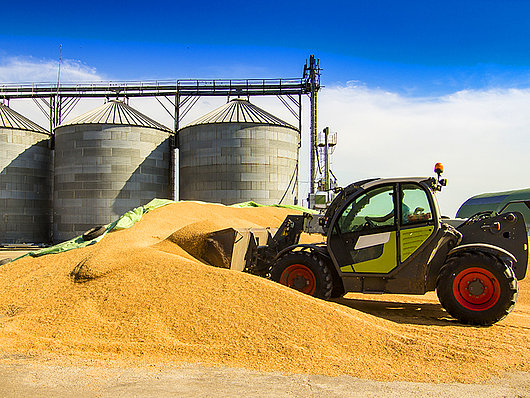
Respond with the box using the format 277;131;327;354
324;127;330;191
309;55;319;195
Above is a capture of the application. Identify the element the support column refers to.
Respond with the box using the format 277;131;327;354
309;55;319;195
171;91;180;201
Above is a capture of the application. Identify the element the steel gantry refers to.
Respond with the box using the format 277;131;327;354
0;55;321;200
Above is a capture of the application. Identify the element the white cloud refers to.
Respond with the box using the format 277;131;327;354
0;56;103;83
317;85;530;216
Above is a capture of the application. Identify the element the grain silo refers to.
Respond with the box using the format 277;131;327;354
0;103;52;244
178;99;299;205
53;100;172;243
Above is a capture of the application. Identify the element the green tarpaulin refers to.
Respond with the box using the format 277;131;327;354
11;199;314;262
230;201;317;214
14;198;175;261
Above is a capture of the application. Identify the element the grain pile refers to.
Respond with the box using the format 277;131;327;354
0;201;528;383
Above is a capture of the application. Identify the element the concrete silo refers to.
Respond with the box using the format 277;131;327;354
0;103;52;244
53;100;171;242
178;99;299;205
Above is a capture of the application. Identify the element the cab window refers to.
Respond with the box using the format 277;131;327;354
335;185;395;234
401;184;433;225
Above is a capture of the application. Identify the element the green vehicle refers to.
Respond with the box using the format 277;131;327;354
207;165;528;325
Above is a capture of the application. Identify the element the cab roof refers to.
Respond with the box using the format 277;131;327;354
360;177;431;189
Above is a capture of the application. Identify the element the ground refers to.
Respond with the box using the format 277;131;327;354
0;357;528;397
0;204;528;397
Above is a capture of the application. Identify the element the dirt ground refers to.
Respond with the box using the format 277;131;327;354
0;357;528;397
0;204;528;397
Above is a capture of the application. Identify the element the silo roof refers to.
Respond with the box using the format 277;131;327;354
58;100;172;132
0;103;49;134
185;98;296;129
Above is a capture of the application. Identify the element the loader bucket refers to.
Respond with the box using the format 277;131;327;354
204;227;276;271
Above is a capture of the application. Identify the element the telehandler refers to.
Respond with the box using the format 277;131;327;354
204;164;528;325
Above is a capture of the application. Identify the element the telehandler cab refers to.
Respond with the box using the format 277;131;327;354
205;164;528;325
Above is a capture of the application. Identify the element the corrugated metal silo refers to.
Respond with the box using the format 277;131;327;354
0;103;52;244
53;100;172;242
178;99;299;205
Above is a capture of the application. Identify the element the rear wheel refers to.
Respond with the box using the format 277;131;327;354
270;251;333;300
437;252;518;325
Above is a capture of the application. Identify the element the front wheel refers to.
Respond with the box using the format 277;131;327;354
437;252;518;325
270;251;333;300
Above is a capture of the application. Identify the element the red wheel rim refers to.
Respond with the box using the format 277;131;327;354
452;267;501;311
280;264;317;295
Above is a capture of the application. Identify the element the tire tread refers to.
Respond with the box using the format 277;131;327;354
437;251;518;325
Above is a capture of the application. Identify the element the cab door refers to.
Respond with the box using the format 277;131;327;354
328;184;399;274
398;183;436;264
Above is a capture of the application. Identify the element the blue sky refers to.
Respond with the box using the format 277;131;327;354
3;0;530;94
1;0;529;214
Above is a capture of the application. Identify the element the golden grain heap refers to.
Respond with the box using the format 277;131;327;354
0;202;528;383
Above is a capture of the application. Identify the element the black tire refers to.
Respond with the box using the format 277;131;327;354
436;252;518;325
82;226;107;241
270;251;333;300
